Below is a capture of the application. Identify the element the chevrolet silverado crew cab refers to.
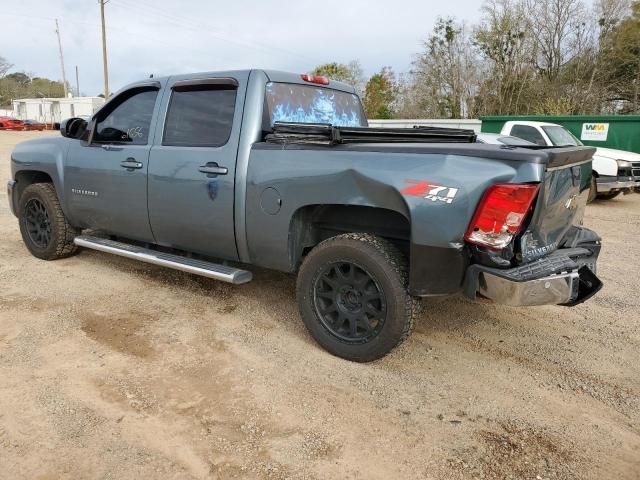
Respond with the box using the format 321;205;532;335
7;70;603;362
501;120;640;200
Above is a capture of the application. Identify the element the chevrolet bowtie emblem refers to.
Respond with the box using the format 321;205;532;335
565;194;578;210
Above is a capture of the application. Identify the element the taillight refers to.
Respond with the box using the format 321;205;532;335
465;183;540;249
301;74;330;85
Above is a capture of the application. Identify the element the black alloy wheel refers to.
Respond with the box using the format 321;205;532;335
296;233;417;362
18;182;79;260
23;198;52;248
313;261;387;343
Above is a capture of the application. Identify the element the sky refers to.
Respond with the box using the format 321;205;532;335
2;0;483;96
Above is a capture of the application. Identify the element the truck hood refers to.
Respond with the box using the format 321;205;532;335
594;147;640;162
11;135;71;178
12;135;69;156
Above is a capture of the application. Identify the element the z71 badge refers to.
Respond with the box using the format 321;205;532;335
400;180;459;204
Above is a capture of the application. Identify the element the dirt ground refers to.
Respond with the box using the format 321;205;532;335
0;130;638;480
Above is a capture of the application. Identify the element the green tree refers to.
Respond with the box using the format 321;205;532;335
0;56;12;78
407;18;479;118
312;60;364;92
473;0;535;115
601;1;640;112
0;69;66;106
363;67;397;119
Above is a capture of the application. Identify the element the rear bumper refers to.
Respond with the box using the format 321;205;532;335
7;180;17;216
597;176;640;193
463;249;602;307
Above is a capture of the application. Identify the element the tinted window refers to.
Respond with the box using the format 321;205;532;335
510;125;546;146
498;136;536;146
94;89;158;144
163;87;237;147
541;126;582;146
265;82;366;127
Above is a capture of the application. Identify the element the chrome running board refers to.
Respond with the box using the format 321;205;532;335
73;235;252;284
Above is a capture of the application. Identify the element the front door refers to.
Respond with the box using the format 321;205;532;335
65;85;161;242
147;74;247;260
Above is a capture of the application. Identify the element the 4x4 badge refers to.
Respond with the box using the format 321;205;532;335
401;180;459;204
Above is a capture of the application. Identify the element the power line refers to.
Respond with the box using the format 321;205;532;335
108;0;315;65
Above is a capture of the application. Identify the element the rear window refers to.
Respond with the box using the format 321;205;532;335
265;82;366;127
541;126;583;147
163;86;236;147
498;136;535;146
510;125;546;146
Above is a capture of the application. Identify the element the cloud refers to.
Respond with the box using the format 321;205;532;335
3;0;481;95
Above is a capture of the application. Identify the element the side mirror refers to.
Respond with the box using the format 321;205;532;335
60;117;88;139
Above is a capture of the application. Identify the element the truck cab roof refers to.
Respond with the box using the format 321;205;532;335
121;69;357;95
503;120;562;128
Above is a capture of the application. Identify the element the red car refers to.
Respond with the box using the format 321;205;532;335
0;116;25;130
23;119;46;131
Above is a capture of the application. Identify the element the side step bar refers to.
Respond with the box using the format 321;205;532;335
73;235;252;284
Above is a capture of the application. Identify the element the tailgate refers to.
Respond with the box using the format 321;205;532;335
518;147;595;264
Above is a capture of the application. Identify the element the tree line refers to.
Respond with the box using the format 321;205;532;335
2;0;638;118
314;0;640;119
0;57;67;106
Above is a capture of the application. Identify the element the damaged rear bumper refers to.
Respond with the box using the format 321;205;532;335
463;249;602;307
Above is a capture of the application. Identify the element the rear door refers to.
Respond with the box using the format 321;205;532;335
147;73;248;260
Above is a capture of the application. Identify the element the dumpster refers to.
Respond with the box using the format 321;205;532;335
480;115;640;154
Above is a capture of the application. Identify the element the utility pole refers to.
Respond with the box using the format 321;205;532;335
75;65;80;97
54;19;69;97
99;0;110;98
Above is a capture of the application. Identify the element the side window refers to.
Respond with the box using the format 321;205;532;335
93;88;159;145
510;125;546;146
163;85;237;147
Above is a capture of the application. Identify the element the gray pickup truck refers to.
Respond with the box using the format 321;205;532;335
7;70;603;361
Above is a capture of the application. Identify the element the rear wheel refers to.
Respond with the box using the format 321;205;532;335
18;183;79;260
596;191;620;201
296;233;417;362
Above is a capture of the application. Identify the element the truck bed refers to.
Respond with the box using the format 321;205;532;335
265;122;478;145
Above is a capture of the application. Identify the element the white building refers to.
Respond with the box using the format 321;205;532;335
11;96;104;125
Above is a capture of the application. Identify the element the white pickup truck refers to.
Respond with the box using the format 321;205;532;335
501;121;640;200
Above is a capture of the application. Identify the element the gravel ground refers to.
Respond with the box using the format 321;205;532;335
0;131;639;480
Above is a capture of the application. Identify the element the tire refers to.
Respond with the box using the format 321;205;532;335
18;182;79;260
587;175;597;204
296;233;417;362
596;191;620;201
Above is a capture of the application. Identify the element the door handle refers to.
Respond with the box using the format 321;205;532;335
198;162;228;176
120;158;143;170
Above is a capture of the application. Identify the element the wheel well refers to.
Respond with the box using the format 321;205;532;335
289;205;411;268
14;171;54;203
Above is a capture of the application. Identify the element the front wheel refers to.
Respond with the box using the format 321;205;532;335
596;191;621;201
18;182;79;260
296;233;417;362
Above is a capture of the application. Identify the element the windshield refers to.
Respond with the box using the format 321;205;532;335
265;82;367;127
541;126;583;147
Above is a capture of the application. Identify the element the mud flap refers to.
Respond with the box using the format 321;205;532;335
561;266;603;307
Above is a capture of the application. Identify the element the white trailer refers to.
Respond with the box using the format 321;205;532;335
11;96;104;125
